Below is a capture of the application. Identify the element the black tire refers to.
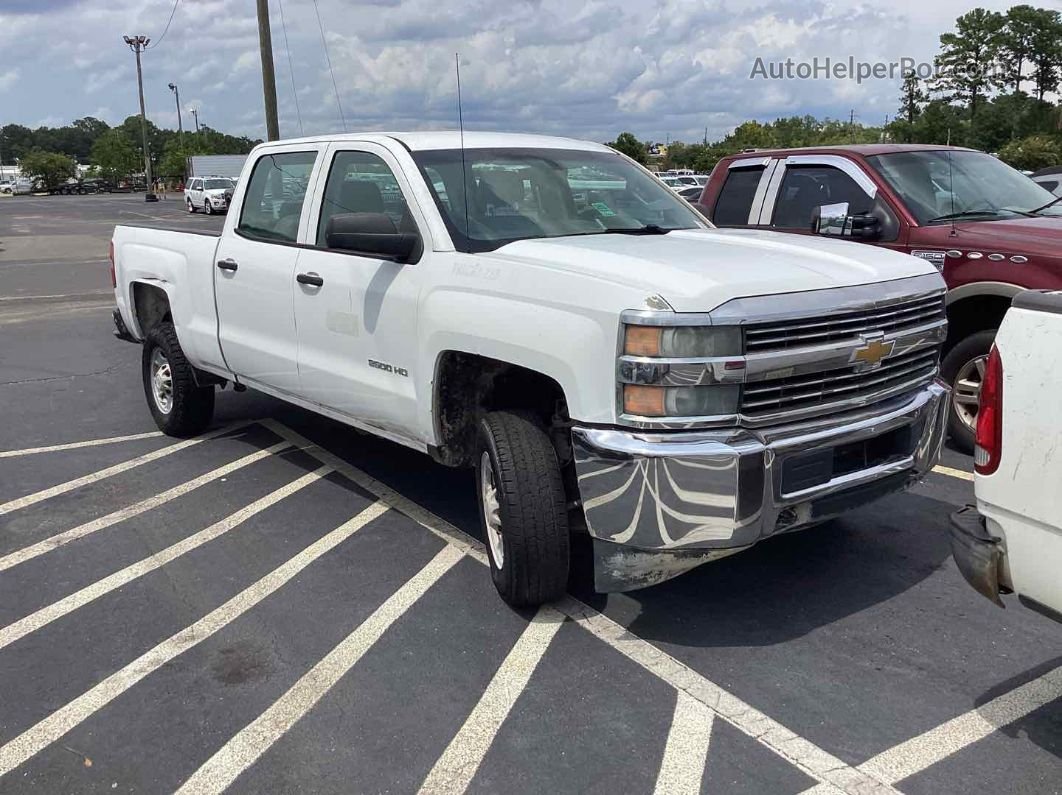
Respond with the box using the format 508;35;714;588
204;199;213;215
941;329;996;454
476;411;570;607
187;198;196;213
142;322;215;437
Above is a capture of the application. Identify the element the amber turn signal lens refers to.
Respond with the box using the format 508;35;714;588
625;326;662;356
623;385;665;416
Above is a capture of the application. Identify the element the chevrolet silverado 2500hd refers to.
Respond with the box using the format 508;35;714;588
700;144;1062;454
950;290;1062;622
111;132;949;607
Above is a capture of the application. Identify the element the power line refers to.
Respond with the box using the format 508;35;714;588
146;0;180;50
311;0;347;132
277;0;304;135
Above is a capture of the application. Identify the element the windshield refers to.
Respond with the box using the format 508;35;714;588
867;150;1062;224
204;178;234;191
411;148;707;252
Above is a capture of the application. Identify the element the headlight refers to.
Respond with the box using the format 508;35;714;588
624;325;741;358
623;384;740;418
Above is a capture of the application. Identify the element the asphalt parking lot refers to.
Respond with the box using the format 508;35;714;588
1;193;1059;794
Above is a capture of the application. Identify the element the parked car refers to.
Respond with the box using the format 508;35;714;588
699;144;1062;453
185;176;236;214
1;177;34;195
111;131;948;607
1029;167;1062;197
676;185;703;202
950;289;1062;622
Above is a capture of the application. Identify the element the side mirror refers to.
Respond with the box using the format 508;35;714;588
811;203;882;241
325;212;421;262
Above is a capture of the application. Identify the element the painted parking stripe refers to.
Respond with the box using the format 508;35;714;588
0;500;389;778
417;608;565;795
0;424;243;515
931;465;974;482
174;544;464;795
0;431;163;458
854;663;1062;785
0;467;329;652
263;420;899;795
654;691;714;795
0;442;289;573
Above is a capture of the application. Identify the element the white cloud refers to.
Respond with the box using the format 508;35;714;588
0;69;19;93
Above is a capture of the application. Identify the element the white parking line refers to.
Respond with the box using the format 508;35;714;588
264;420;896;795
0;500;389;778
931;465;974;482
654;691;715;795
0;424;243;515
0;442;289;573
175;544;464;795
0;431;163;459
0;467;329;652
854;663;1062;785
417;608;565;795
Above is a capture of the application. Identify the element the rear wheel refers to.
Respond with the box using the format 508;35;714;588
142;322;215;437
942;329;995;454
476;411;570;607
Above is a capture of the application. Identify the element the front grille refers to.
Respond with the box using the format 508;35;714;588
741;346;940;418
745;293;945;353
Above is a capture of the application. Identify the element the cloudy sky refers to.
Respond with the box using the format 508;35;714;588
0;0;1047;144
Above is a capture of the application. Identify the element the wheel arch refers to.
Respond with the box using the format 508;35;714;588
131;280;174;340
944;282;1021;352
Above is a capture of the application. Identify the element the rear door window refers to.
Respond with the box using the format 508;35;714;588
237;151;318;243
712;166;765;226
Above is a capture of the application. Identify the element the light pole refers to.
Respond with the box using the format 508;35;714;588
123;34;156;201
255;0;280;140
168;82;184;151
190;107;200;133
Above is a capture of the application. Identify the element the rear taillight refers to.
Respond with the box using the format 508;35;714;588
974;345;1003;475
108;240;116;289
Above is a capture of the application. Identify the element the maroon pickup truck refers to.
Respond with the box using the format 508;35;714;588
697;144;1062;452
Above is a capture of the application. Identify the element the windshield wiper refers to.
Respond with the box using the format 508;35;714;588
597;224;671;235
927;209;1006;223
1029;195;1062;214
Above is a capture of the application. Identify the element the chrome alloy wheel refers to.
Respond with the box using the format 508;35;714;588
952;354;987;433
480;451;504;569
150;347;174;415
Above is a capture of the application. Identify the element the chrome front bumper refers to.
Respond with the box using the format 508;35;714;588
572;381;949;591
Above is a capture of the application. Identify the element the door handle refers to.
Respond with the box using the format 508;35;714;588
297;272;324;287
217;258;239;272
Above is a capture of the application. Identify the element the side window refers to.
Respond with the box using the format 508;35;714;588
772;165;873;229
189;180;200;191
712;166;765;226
316;150;413;247
237;151;318;243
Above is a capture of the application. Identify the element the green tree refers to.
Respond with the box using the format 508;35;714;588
934;8;1006;117
1000;5;1040;94
899;73;928;123
998;134;1062;170
1028;9;1062;101
607;132;647;164
18;149;76;189
90;133;139;182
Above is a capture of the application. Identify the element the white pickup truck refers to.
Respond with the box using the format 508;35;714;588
950;289;1062;622
111;131;949;607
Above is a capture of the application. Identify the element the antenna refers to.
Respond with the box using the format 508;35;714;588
456;53;471;240
947;146;957;237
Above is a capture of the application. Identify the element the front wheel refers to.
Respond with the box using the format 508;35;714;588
186;198;196;213
941;329;996;454
476;411;570;608
142;322;215;437
203;199;213;215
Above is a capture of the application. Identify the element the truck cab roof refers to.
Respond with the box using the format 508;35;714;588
721;143;977;160
251;131;612;153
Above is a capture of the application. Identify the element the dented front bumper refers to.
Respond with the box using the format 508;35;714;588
572;381;949;592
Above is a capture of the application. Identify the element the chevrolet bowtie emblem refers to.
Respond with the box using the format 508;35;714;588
852;336;894;367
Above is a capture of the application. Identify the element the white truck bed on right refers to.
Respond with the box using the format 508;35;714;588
951;289;1062;621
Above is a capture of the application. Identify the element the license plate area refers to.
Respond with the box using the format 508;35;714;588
780;421;920;496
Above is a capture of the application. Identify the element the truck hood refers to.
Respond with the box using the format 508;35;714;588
938;215;1062;259
492;228;937;312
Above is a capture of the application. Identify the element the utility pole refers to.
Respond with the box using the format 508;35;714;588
190;107;200;133
256;0;280;141
168;82;184;151
124;35;156;201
